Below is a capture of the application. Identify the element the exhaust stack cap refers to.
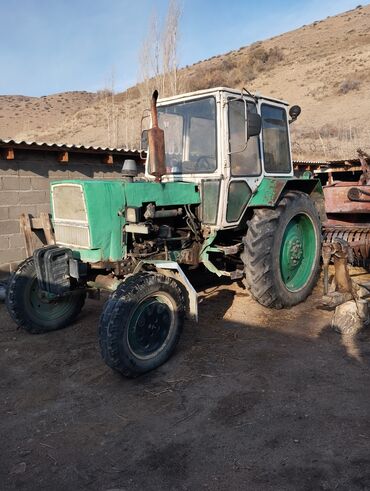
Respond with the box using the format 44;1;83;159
122;159;138;179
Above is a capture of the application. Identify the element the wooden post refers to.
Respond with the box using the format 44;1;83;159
20;213;55;256
20;214;34;257
40;212;55;245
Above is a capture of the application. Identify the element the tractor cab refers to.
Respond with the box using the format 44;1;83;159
145;88;295;228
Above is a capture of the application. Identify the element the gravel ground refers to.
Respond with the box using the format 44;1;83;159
1;277;370;491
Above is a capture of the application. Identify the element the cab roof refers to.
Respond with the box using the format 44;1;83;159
158;87;289;106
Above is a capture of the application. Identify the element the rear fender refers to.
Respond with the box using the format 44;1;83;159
248;177;326;221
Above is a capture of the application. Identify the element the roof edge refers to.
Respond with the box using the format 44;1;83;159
0;138;140;156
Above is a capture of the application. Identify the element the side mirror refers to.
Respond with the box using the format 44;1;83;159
247;112;261;139
289;105;301;124
140;129;148;151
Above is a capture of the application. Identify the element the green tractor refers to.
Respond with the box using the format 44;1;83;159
6;87;325;377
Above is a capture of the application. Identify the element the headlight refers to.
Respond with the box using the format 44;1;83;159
126;207;141;223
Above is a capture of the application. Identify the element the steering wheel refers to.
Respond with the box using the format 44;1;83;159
195;155;215;171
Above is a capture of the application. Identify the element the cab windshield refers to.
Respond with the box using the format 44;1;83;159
158;97;217;174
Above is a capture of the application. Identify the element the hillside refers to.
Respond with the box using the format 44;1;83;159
0;4;369;160
0;91;98;140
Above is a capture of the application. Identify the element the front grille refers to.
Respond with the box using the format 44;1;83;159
52;184;91;249
54;223;90;249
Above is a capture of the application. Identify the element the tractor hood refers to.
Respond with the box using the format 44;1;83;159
50;180;200;263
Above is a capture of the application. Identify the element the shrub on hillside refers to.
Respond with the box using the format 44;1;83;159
249;46;284;72
96;89;114;99
268;46;285;63
250;46;269;65
220;59;238;71
126;86;141;99
338;79;361;94
187;66;229;91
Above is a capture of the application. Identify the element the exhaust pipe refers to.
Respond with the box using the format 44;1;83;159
147;90;166;181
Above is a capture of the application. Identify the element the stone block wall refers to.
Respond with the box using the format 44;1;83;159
0;149;130;278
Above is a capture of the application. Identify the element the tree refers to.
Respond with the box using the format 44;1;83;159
138;0;182;98
162;0;182;95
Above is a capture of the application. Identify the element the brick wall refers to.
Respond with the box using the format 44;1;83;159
0;149;127;278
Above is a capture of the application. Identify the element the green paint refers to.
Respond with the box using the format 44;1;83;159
124;181;200;207
226;181;252;222
51;180;126;262
248;177;322;207
279;213;316;291
200;234;227;277
51;180;200;263
72;248;103;263
248;178;287;207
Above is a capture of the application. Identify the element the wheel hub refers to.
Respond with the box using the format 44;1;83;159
26;277;80;323
128;296;174;359
280;213;317;291
287;237;303;267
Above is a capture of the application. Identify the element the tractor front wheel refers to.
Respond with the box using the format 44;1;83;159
242;190;321;308
99;272;185;377
6;257;85;333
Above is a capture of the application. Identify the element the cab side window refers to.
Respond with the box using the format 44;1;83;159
229;100;261;176
261;104;291;173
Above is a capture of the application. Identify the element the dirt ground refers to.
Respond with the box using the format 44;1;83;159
1;276;370;491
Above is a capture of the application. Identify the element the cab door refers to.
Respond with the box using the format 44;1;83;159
222;98;263;227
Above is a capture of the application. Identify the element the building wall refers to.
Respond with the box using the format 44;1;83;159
0;149;126;278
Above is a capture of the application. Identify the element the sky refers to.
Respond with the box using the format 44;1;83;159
0;0;365;97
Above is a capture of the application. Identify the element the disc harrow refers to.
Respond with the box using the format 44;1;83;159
323;226;370;265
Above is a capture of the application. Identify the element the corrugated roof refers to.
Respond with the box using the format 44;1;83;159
293;158;362;166
293;160;327;165
320;158;362;165
0;140;361;166
0;138;141;156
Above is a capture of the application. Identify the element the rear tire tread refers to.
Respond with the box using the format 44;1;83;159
242;191;321;309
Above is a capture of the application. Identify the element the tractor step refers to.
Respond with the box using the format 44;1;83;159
217;243;242;255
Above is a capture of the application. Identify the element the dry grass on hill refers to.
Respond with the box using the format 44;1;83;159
0;4;369;160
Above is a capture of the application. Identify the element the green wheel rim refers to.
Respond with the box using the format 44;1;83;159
280;213;317;292
25;277;78;324
127;293;175;360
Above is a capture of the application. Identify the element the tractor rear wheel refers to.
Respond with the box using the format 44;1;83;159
99;272;185;377
6;257;85;333
242;190;321;308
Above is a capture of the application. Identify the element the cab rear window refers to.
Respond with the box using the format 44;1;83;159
261;104;291;173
